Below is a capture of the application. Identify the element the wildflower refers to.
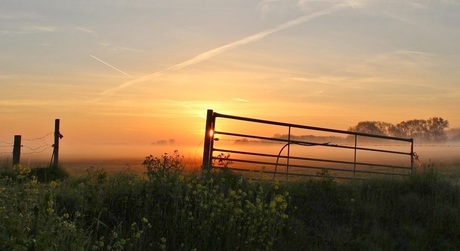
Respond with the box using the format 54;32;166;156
270;201;277;209
275;195;285;203
46;200;55;214
159;237;167;250
49;181;59;189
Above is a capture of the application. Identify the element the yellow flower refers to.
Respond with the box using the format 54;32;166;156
275;195;285;203
46;208;54;215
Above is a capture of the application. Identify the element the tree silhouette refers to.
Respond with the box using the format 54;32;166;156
348;117;449;143
348;121;397;136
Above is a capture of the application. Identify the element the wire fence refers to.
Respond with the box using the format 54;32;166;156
0;132;54;156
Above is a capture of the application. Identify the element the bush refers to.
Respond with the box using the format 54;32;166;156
3;155;460;250
51;152;290;250
0;165;88;250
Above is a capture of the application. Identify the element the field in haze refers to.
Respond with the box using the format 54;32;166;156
3;143;457;179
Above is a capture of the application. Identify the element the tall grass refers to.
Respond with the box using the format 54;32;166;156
281;167;460;250
2;153;460;250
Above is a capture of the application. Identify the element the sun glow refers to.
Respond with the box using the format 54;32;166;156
209;129;214;138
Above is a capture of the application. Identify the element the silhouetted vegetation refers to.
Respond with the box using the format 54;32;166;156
348;117;451;143
2;154;460;250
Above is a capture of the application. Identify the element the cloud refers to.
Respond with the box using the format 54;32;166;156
98;1;356;99
257;0;283;20
22;25;56;33
232;98;249;102
334;49;435;76
99;43;145;53
0;99;60;106
1;24;57;35
297;0;366;13
90;55;131;77
75;27;94;34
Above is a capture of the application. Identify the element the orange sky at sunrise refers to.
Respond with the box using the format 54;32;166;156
1;0;460;163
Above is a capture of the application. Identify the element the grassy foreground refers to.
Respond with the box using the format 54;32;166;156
1;153;460;250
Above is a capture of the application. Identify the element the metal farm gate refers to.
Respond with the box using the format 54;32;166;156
202;110;415;181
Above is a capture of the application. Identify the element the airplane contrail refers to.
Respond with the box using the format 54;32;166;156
90;54;131;77
98;2;352;98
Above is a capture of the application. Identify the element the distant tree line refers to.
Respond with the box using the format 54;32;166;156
348;117;458;143
151;139;176;145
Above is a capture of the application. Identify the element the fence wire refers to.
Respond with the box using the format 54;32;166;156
23;132;53;141
1;132;54;156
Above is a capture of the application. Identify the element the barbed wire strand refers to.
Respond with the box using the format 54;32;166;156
22;144;53;151
22;146;53;155
23;132;53;141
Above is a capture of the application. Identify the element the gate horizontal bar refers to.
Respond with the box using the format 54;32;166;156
212;157;411;174
213;148;411;170
214;112;413;142
214;131;412;156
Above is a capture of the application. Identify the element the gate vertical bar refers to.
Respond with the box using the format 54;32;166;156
202;109;215;170
12;135;21;167
286;126;291;181
410;139;414;174
353;134;357;180
52;119;61;168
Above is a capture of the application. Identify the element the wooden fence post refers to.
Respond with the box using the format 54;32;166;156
12;135;21;167
52;119;62;168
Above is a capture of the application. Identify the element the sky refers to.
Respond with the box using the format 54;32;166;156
1;0;459;161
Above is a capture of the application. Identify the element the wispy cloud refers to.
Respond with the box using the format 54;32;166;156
1;24;56;35
159;99;193;110
99;43;145;53
90;55;131;77
257;0;282;20
22;25;56;33
98;1;357;98
75;27;94;34
0;99;63;106
332;49;435;76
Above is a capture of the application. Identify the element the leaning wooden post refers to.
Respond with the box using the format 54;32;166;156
52;119;62;168
202;109;215;170
12;135;21;167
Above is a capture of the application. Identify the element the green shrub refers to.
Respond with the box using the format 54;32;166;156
50;153;290;250
31;165;69;183
0;165;88;250
3;156;460;250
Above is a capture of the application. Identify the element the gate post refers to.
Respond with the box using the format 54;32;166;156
202;109;215;169
12;135;21;167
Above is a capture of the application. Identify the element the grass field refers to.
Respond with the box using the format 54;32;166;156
1;152;460;250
